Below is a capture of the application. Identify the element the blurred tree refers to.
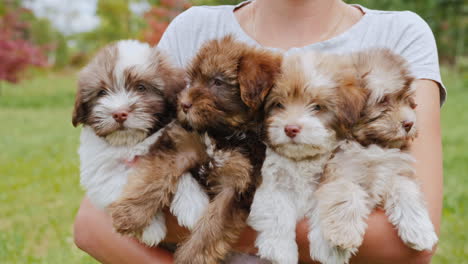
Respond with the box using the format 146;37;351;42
73;0;142;53
22;10;69;69
142;0;191;45
0;1;48;83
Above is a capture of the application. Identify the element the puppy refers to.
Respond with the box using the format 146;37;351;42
73;40;207;246
171;36;282;264
247;51;368;264
310;49;438;264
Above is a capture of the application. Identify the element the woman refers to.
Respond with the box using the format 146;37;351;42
74;1;445;263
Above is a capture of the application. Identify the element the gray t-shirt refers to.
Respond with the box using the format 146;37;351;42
158;1;446;104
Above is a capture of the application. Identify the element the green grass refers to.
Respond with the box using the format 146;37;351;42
0;69;467;263
0;73;95;264
433;68;468;264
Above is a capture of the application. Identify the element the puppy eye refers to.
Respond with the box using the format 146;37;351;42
213;78;223;87
136;84;147;92
379;96;389;105
313;105;322;111
409;98;417;109
97;89;107;97
273;102;284;109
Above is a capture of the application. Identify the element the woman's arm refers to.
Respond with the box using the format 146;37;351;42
234;79;443;264
74;197;190;264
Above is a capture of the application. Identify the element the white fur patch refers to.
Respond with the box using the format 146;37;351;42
114;40;154;85
268;108;336;160
92;89;159;146
307;205;353;264
248;147;330;264
141;211;167;246
300;52;336;89
384;175;438;251
79;126;164;209
170;172;209;229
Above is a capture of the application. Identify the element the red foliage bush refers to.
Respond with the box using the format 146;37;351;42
142;0;191;45
0;8;48;83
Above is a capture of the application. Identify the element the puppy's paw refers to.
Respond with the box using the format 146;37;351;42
170;172;209;229
257;236;298;264
309;228;353;264
140;212;167;247
398;222;438;251
310;244;352;264
325;224;364;250
108;201;149;235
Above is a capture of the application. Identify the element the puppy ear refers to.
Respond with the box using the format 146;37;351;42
335;71;368;128
163;68;186;108
72;90;87;127
151;50;187;108
238;51;282;110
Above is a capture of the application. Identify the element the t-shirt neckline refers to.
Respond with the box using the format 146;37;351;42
229;0;370;51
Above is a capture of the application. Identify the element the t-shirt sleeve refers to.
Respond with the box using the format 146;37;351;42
157;7;198;68
393;11;446;105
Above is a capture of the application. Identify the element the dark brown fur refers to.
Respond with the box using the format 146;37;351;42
174;36;282;264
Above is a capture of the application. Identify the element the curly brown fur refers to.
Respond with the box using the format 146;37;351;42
174;35;282;264
108;122;208;236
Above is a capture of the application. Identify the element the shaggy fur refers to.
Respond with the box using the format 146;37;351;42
173;36;282;264
310;49;438;264
74;40;208;246
108;121;209;236
247;51;368;264
108;36;281;264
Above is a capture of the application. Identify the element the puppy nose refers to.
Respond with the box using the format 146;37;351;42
181;102;192;113
284;125;301;138
402;121;414;132
113;111;128;123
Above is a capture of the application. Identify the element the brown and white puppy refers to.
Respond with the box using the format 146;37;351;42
74;40;208;246
311;49;438;264
247;51;368;264
174;36;282;264
108;36;282;264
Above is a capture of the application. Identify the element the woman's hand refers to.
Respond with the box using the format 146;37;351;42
74;198;180;264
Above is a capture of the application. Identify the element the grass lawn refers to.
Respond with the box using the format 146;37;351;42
0;69;466;263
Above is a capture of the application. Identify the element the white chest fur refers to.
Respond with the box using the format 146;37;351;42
79;126;163;209
248;147;332;264
260;147;328;216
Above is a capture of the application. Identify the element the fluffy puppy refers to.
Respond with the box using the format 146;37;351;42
173;36;282;264
74;40;207;246
310;49;438;264
247;51;368;264
108;36;282;264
